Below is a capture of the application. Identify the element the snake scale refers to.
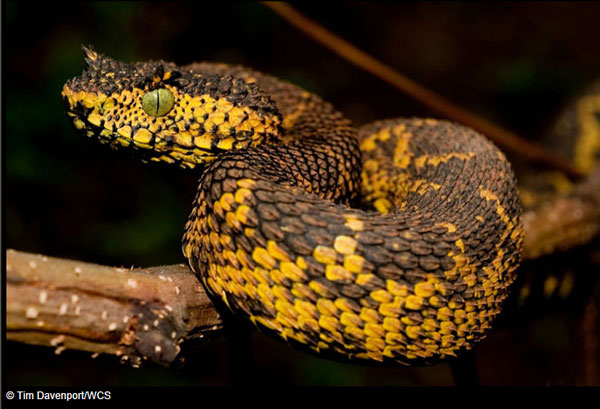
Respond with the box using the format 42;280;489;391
62;47;523;365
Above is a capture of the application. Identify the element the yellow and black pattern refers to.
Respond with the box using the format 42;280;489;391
63;47;523;365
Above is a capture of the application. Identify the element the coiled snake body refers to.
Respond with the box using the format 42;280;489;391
63;47;523;364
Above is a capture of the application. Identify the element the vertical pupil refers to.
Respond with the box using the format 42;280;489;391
142;88;174;116
155;90;160;115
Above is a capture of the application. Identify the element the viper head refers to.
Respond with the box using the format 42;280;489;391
62;46;282;168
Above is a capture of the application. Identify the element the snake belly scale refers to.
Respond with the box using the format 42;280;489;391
62;47;523;365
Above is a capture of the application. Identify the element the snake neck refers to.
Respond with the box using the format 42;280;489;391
184;61;364;206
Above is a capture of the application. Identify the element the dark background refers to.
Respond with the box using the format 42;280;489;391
4;2;600;386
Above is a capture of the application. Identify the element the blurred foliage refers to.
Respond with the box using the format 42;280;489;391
5;2;600;386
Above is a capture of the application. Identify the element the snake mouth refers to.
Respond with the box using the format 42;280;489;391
62;113;221;169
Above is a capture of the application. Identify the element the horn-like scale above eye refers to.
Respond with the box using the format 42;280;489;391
142;88;175;116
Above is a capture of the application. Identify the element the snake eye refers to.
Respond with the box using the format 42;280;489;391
141;88;175;116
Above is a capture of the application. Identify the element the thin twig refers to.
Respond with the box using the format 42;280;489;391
262;2;585;179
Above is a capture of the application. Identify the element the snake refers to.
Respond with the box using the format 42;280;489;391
62;46;523;365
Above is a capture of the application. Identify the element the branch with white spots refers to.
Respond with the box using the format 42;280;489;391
6;249;223;367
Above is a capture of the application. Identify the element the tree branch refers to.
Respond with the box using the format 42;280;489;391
6;249;223;367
